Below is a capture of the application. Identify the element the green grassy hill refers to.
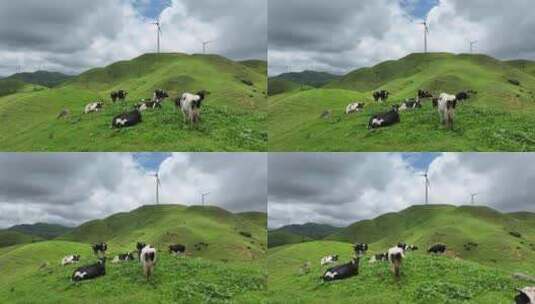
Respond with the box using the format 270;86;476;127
269;223;341;248
506;60;535;77
0;53;267;151
6;71;74;88
267;241;529;304
271;71;341;88
0;78;47;97
269;53;535;151
0;230;43;248
8;223;73;240
0;205;267;303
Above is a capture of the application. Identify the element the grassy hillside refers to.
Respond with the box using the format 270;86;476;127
271;71;341;88
0;230;42;248
269;53;535;151
269;223;341;248
0;205;267;303
6;71;74;88
239;60;268;76
0;53;267;151
8;223;73;240
0;78;47;97
268;230;312;248
267;241;529;304
506;60;535;77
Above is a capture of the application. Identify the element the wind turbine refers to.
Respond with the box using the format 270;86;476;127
419;19;430;53
149;172;161;205
470;193;479;205
200;191;210;206
469;40;478;54
420;169;430;205
202;40;214;54
151;18;162;54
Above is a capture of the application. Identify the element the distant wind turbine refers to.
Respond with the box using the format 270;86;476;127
419;19;430;53
200;191;210;206
420;169;430;205
202;40;214;54
151;18;162;54
149;172;161;205
469;40;478;54
470;193;479;205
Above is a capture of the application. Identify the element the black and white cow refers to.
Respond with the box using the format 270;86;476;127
368;105;400;129
397;242;418;251
169;244;186;255
353;243;368;256
437;93;457;129
399;99;422;111
112;109;142;128
373;90;390;103
322;258;359;282
140;245;157;281
92;242;107;257
71;258;106;282
428;244;447;254
345;102;365;114
112;252;135;263
61;255;81;266
136;242;146;259
515;287;535;304
175;91;207;125
369;252;388;264
134;100;162;112
320;255;339;267
418;89;433;99
388;246;405;278
111;90;128;102
84;101;103;114
152;89;169;103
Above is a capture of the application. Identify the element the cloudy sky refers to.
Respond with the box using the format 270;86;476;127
268;153;535;229
0;153;267;228
269;0;535;75
0;0;267;76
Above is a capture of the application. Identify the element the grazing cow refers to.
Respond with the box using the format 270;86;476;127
418;89;433;99
320;255;339;267
112;252;135;263
399;99;422;111
175;91;207;125
368;105;400;129
112;109;142;128
353;243;369;256
456;91;470;102
111;90;128;102
140;245;157;281
345;102;365;114
322;258;359;282
136;242;146;259
152;89;169;103
61;255;81;266
388;246;405;278
84;101;103;114
428;244;447;254
92;242;107;257
71;258;106;282
515;287;535;304
369;252;388;264
373;90;390;103
169;244;186;255
134;100;162;112
437;93;457;129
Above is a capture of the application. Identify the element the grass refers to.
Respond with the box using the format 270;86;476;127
0;230;43;248
0;53;267;151
269;53;535;151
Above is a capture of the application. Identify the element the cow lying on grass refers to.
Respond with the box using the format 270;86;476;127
322;257;359;282
428;244;447;254
369;252;388;264
61;255;80;266
112;252;135;263
399;99;422;111
368;105;400;129
345;102;365;114
320;255;339;267
134;100;162;112
112;109;142;128
169;244;186;255
71;258;106;282
84;101;103;114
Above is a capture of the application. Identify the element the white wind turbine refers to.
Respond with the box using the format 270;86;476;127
149;172;161;205
420;169;430;205
469;40;478;54
200;191;210;206
470;192;479;205
419;18;430;53
202;40;215;54
151;18;163;54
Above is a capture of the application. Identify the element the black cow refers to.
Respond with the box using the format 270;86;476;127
169;244;186;255
353;243;368;256
456;91;470;102
111;90;128;102
153;89;169;102
71;258;106;282
368;105;400;129
92;242;107;257
418;89;433;99
322;258;360;282
136;242;146;259
373;90;390;102
112;109;142;128
428;244;447;254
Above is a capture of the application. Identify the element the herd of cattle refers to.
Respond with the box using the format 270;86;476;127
61;241;188;283
341;88;478;130
78;88;209;128
306;242;534;303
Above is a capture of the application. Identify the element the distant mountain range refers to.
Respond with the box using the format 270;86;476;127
268;70;341;95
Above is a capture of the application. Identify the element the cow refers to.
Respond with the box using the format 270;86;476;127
373;90;390;103
322;257;359;282
368;105;400;129
92;242;107;257
515;287;535;304
353;243;368;256
418;89;433;99
112;109;142;128
169;244;186;255
388;246;405;278
71;258;106;282
428;244;447;254
61;255;81;266
345;102;365;114
369;252;388;264
175;91;207;125
437;93;457;129
140;245;157;281
399;99;422;111
136;242;146;259
320;255;339;267
111;90;128;102
112;252;135;263
84;101;103;114
134;100;162;112
456;91;470;102
397;242;418;251
152;89;169;103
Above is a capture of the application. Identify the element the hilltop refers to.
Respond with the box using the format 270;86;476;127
8;223;73;240
268;223;341;248
269;53;535;151
0;53;267;151
6;71;74;88
269;71;341;94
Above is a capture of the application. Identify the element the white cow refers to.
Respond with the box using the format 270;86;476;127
84;102;103;114
437;93;457;129
320;255;339;266
345;102;365;114
61;255;80;266
140;245;157;281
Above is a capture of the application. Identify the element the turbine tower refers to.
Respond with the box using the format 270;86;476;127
150;172;161;205
200;191;210;206
420;169;430;205
151;18;162;54
419;19;430;53
202;40;214;54
470;40;478;54
470;193;479;205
